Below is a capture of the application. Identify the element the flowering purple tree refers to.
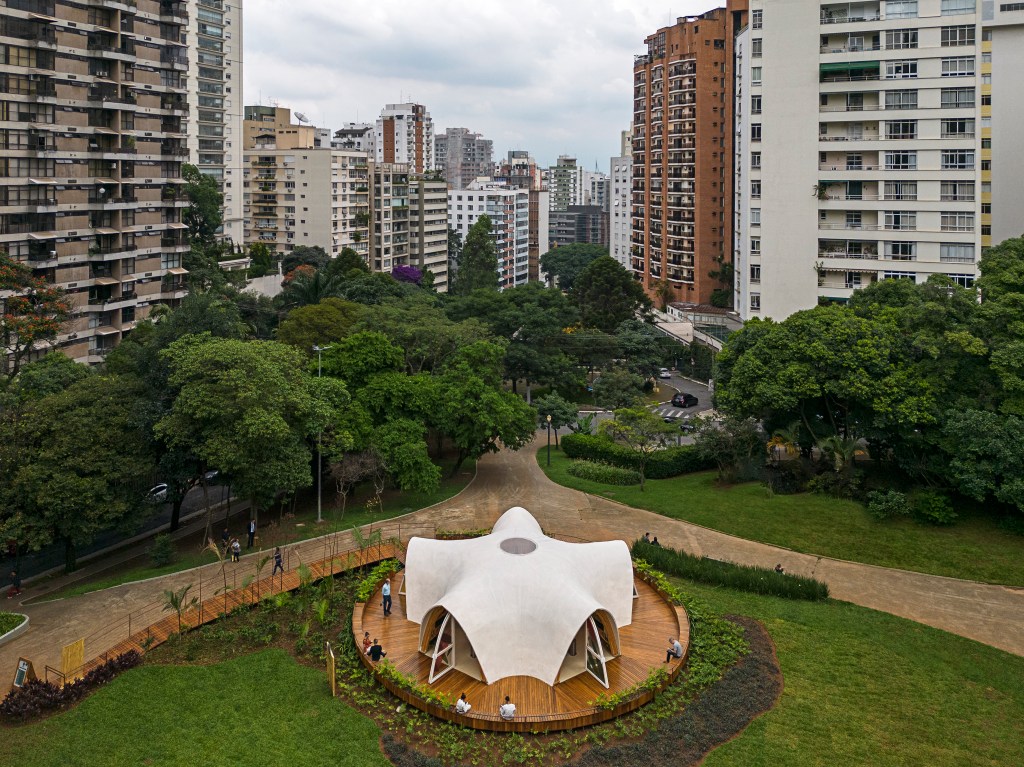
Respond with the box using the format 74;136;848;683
391;264;422;285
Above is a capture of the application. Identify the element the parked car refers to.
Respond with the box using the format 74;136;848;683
203;470;219;483
658;368;672;379
671;393;699;409
146;483;168;503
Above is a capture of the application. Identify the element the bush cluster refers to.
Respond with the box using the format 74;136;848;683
912;490;958;526
0;650;142;723
867;489;911;520
632;540;829;601
149;533;175;567
567;460;642;486
561;434;714;479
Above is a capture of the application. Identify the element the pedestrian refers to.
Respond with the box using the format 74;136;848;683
455;693;472;714
366;638;386;662
230;538;241;563
272;546;284;575
499;696;516;720
651;536;661;547
221;527;230;551
642;532;651;544
247;518;256;549
362;631;372;654
774;563;785;574
382;578;392;616
6;570;21;599
665;636;684;663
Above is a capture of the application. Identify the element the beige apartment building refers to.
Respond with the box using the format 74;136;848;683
1;0;192;365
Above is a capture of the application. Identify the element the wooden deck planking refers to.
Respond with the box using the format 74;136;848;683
358;575;686;721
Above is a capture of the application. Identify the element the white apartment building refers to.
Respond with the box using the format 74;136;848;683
374;103;434;174
187;0;244;244
332;123;374;152
548;155;585;211
736;0;1023;321
449;181;531;289
610;130;633;269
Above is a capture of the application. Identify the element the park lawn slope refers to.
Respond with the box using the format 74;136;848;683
681;581;1024;767
0;650;388;767
540;448;1024;585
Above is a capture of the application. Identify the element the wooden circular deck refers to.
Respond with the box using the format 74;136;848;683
356;571;689;732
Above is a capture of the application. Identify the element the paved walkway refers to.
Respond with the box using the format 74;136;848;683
3;433;1023;678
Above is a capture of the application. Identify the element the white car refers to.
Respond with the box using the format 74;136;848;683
146;483;169;503
659;368;672;379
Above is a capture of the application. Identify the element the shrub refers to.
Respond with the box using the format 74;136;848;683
867;489;911;521
354;559;402;603
149;533;175;567
806;470;862;499
913;490;958;526
632;540;829;601
560;433;714;479
567;460;642;486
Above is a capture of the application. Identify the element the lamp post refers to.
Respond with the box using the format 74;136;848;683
313;344;333;524
546;414;552;466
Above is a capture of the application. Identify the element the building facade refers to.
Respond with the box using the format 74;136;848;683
610;129;633;269
735;0;1023;320
332;122;373;152
549;205;609;248
374;103;433;174
547;155;584;211
632;6;746;308
187;0;243;244
495;150;548;280
434;127;493;190
449;181;531;289
1;0;193;364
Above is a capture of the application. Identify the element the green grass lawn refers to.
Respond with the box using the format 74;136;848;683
540;448;1024;585
682;581;1024;766
40;461;476;601
0;650;388;767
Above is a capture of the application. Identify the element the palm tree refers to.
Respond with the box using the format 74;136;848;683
816;435;863;473
279;270;343;309
769;421;803;463
162;584;198;633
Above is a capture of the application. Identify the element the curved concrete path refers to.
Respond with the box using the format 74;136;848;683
3;432;1023;678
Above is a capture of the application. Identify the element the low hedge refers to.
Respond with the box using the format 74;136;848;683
632;540;829;601
567;460;642;486
561;433;714;479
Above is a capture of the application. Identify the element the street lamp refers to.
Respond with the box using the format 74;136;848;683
313;344;333;524
546;414;552;466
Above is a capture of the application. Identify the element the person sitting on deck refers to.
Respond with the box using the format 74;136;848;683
665;636;684;663
366;638;386;662
499;696;516;720
455;693;472;714
362;631;372;654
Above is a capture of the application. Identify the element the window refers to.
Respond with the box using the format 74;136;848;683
750;237;761;254
750;264;761;283
751;95;762;114
751;180;761;199
942;87;975;108
885;151;917;170
942;57;975;76
886;89;918;109
752;38;762;57
846;153;863;170
751;151;761;168
751;123;762;141
883;270;917;281
941;150;975;169
885;181;918;200
751;66;762;85
948;274;975;288
941;212;974;231
886;1;919;18
752;9;763;29
941;0;975;14
885;211;916;230
942;25;976;45
941;181;975;200
941;118;975;138
750;208;761;226
940;242;975;262
887;241;917;260
886;120;918;139
886;60;918;79
885;28;918;49
846;211;863;229
750;293;761;311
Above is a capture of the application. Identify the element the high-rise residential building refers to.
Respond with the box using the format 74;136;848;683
610;129;633;269
495;151;548;280
548;155;584;211
0;0;192;365
187;0;244;244
449;181;531;289
632;6;746;308
549;206;609;248
584;169;610;211
332;123;373;152
735;1;1023;321
244;105;320;150
367;164;449;290
374;103;433;174
434;127;493;189
495;150;543;190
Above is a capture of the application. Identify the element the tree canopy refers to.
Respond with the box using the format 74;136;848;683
450;215;499;295
571;256;652;333
540;243;608;292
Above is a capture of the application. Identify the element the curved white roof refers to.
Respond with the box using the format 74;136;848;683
404;507;634;685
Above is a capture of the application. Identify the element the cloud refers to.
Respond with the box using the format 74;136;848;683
243;0;714;168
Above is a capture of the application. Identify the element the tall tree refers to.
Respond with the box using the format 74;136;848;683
182;163;223;246
247;242;276;278
277;298;364;355
592;367;645;410
450;215;499;294
599;407;675;489
540;243;608;291
0;254;72;379
281;245;330;276
323;247;370;280
571;256;652;333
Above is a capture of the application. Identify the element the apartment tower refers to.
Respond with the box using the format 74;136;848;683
632;5;746;308
449;181;531;289
610;129;633;269
374;103;433;174
0;0;192;364
434;127;493;190
735;0;1024;320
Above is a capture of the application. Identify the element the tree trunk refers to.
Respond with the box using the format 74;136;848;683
554;427;559;448
169;496;184;533
449;450;469;477
63;537;76;574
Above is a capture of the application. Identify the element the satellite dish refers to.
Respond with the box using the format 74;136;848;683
294;112;310;124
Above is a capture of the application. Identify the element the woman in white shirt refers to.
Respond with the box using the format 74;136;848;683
499;696;516;720
455;693;471;714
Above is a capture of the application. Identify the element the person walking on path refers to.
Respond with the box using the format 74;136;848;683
272;547;284;576
221;527;230;552
382;578;392;616
6;570;21;599
499;696;516;720
247;519;256;549
665;636;684;663
230;538;241;563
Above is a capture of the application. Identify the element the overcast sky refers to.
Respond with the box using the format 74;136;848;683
244;0;713;171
